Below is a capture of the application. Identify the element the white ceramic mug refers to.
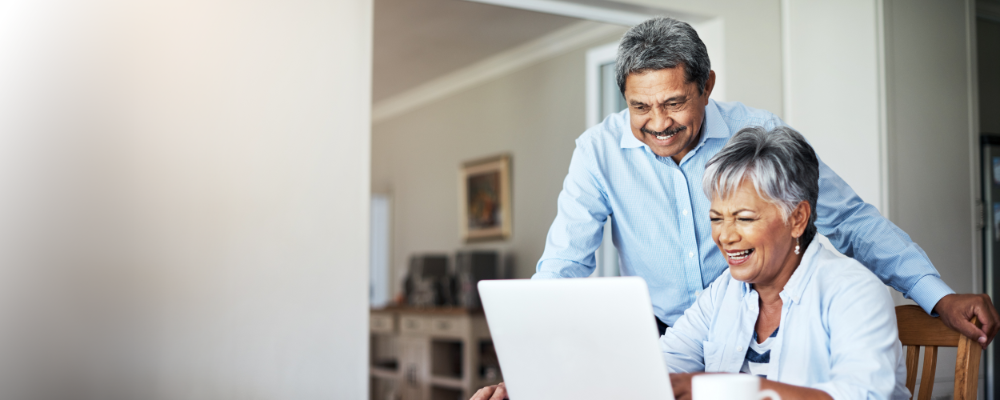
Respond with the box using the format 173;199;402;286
691;373;781;400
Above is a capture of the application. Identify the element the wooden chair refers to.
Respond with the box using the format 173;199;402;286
895;305;982;400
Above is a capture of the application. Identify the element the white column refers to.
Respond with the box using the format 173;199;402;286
0;0;372;398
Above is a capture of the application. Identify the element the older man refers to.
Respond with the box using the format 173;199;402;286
471;16;997;400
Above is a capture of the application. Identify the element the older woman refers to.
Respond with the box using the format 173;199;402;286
663;126;909;400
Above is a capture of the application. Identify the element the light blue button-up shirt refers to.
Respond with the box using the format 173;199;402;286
534;99;953;325
660;236;910;400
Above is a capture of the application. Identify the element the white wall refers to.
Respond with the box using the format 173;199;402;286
782;0;885;211
784;0;980;305
0;0;371;398
884;0;977;297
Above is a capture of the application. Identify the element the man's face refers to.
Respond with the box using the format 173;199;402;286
623;66;715;163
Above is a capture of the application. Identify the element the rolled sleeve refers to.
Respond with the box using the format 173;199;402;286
533;259;596;279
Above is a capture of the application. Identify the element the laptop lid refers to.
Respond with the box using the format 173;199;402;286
478;277;674;400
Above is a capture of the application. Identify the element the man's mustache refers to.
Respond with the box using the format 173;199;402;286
641;125;687;137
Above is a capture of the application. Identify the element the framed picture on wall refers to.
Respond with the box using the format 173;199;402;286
459;154;512;242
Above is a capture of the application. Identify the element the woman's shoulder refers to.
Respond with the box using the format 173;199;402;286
807;243;889;296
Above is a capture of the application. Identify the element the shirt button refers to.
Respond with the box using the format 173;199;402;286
689;252;694;258
737;346;743;352
682;209;688;216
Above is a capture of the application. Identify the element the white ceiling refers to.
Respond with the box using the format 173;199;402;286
372;0;579;103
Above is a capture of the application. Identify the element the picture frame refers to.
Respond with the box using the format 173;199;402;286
459;154;512;242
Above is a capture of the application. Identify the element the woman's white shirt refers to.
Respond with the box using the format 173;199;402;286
659;234;910;400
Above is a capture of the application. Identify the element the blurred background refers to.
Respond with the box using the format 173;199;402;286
0;0;997;399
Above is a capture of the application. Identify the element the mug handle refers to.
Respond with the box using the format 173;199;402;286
757;389;781;400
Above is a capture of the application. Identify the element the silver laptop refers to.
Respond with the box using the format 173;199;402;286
478;277;674;400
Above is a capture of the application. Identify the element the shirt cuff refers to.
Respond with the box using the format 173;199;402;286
907;275;956;316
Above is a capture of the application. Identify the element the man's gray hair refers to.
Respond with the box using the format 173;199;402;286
616;17;711;96
702;126;820;246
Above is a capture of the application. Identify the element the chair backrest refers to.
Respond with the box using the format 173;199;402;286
895;305;981;400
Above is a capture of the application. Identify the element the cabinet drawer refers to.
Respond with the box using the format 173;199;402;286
370;314;395;333
400;316;429;334
430;317;466;338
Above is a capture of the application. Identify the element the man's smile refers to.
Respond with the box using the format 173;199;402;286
641;125;687;141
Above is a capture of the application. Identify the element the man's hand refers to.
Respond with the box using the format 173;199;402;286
933;293;1000;349
470;382;507;400
669;373;702;400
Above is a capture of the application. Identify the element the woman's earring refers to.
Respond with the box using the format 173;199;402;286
794;237;801;255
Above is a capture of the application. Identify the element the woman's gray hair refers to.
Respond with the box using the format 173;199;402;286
616;17;711;96
702;126;820;246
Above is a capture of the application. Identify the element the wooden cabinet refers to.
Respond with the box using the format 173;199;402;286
371;313;395;333
398;335;428;400
370;307;502;400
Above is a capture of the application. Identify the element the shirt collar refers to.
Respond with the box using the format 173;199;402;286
619;99;728;149
702;99;729;140
619;113;644;148
740;233;826;304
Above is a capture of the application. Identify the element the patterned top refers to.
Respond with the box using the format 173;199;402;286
740;327;779;378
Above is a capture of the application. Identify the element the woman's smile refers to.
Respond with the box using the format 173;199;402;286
725;248;754;266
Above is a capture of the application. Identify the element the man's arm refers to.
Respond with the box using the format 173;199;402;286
814;159;999;346
533;137;611;279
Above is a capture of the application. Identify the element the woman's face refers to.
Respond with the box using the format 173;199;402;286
709;180;807;286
